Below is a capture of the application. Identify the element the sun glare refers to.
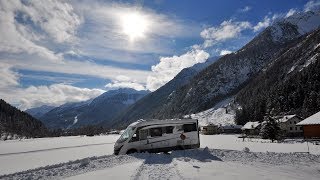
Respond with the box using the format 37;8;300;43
121;12;149;41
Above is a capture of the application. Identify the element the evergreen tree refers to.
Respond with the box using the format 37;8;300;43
260;116;281;142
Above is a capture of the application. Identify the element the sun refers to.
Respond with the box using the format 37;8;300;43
120;12;149;41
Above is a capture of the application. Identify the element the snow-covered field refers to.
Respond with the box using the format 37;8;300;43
1;134;320;179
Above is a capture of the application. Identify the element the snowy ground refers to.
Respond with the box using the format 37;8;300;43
0;134;320;179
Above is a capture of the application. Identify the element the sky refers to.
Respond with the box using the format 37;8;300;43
0;0;319;110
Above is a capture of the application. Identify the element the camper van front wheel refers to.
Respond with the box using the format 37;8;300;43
126;149;137;154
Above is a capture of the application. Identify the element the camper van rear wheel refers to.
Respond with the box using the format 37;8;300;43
126;149;137;154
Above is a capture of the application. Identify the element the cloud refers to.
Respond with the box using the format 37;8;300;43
200;20;252;48
304;0;320;12
2;57;151;84
0;0;80;62
285;9;297;18
72;1;199;63
0;63;20;88
253;16;271;32
105;75;146;91
239;6;251;12
0;83;104;110
17;0;81;43
219;50;233;56
146;48;209;91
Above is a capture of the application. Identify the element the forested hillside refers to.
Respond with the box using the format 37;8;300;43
0;99;48;138
235;28;320;124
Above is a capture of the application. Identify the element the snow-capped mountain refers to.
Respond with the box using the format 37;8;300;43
40;88;149;129
271;11;320;42
25;105;56;119
111;10;320;128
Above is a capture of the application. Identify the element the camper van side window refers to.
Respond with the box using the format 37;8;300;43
139;129;148;140
176;125;183;131
183;123;197;132
150;127;162;137
165;126;174;134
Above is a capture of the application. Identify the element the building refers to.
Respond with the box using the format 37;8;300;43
201;123;218;135
297;111;320;139
219;125;242;134
273;115;303;137
241;121;261;136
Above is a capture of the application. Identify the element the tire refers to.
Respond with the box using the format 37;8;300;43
126;149;137;154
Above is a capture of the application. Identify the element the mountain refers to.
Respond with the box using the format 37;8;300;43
40;88;149;129
107;57;218;128
111;10;320;128
235;27;320;125
0;99;48;138
25;105;56;119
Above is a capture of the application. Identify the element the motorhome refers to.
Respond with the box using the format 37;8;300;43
114;119;200;155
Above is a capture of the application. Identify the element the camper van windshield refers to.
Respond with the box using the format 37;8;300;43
117;127;135;143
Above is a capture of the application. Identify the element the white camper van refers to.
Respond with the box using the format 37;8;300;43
114;119;200;155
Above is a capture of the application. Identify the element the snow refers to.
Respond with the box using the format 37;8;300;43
65;161;143;180
200;134;320;154
73;116;78;125
0;135;119;175
297;111;320;125
242;121;260;130
275;114;297;123
187;97;236;126
1;134;320;179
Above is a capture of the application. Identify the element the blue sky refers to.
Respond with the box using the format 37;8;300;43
0;0;319;110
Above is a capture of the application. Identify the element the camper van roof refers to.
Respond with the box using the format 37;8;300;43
128;119;197;127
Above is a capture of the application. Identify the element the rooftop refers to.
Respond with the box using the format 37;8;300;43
297;111;320;125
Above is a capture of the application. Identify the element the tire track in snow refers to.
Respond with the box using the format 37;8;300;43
132;153;182;180
0;142;115;156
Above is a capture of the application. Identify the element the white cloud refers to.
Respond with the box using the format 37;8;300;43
2;58;151;84
200;20;252;48
22;0;81;43
146;49;209;91
286;9;297;18
72;1;199;63
105;75;146;91
219;50;233;56
105;81;146;91
0;63;20;88
0;83;104;110
0;0;82;62
304;0;320;12
253;16;271;32
240;6;251;12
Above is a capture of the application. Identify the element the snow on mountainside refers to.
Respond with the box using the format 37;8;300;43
146;10;320;121
40;88;149;129
25;105;56;119
271;11;320;42
235;27;320;124
185;97;237;126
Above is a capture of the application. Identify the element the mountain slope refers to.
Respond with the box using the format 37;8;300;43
108;57;217;128
149;11;320;119
0;99;48;138
25;105;56;119
40;88;149;129
235;28;320;125
111;10;320;128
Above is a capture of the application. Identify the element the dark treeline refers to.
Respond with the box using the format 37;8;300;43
0;99;48;138
49;125;111;137
1;99;113;139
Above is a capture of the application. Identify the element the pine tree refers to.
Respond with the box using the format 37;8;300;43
260;115;281;142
